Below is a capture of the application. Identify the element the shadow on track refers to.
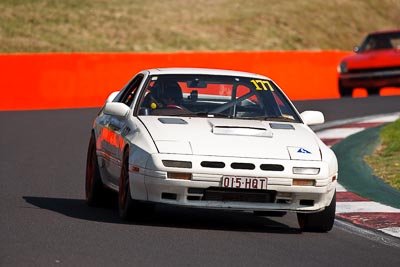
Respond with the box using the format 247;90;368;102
23;195;301;234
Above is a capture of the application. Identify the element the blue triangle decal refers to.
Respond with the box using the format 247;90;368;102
297;148;311;154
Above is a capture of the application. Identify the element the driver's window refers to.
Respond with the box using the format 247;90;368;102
365;38;376;51
118;75;143;106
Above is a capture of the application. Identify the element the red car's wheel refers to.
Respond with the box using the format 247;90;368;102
338;79;353;97
367;87;380;96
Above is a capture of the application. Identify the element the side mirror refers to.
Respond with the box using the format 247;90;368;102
300;111;324;125
353;46;360;53
103;102;130;117
106;91;120;103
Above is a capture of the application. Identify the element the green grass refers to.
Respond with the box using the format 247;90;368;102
1;0;400;52
365;119;400;190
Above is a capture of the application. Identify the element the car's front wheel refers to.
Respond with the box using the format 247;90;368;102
119;149;135;220
297;191;336;232
119;148;153;221
85;133;107;206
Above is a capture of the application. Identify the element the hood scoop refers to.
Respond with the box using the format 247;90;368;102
212;125;273;137
158;118;188;124
270;123;295;130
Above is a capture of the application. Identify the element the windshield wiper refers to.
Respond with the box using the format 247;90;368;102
243;115;297;122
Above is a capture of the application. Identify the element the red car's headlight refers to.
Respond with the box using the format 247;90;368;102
337;61;348;73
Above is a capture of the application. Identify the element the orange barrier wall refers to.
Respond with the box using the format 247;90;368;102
0;51;352;111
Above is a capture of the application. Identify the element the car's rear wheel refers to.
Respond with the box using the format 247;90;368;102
338;80;353;97
367;87;380;96
85;133;107;206
297;191;336;232
119;148;154;221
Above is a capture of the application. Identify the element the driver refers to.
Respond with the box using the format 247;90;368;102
160;81;183;107
147;81;183;109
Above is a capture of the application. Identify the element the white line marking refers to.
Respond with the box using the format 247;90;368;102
316;128;365;139
361;114;400;123
379;227;400;238
336;202;400;213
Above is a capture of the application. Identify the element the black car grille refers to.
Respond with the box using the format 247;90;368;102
348;66;400;74
200;161;284;171
201;187;276;203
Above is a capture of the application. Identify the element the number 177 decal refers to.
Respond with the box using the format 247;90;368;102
250;79;274;91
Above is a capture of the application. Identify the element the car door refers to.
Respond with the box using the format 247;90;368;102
101;74;144;185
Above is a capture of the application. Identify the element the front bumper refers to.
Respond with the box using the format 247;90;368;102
142;177;336;213
129;154;337;213
339;68;400;88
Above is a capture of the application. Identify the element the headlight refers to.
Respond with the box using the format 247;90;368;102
162;160;192;168
293;167;320;175
337;61;348;73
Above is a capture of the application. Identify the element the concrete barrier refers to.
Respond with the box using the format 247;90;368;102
0;51;353;110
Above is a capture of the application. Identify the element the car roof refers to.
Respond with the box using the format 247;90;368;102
368;29;400;35
143;67;271;80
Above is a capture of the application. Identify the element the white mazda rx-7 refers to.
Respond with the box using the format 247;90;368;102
86;68;338;232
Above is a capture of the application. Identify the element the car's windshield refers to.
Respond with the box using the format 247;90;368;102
137;74;301;122
359;32;400;52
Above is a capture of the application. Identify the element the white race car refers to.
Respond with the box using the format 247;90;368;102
86;68;338;232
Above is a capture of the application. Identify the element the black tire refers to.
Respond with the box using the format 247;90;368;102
297;191;336;232
118;148;154;221
85;133;107;206
338;80;352;97
119;149;134;220
366;87;380;96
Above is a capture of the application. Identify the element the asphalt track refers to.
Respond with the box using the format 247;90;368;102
1;96;400;266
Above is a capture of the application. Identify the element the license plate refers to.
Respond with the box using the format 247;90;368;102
221;176;267;190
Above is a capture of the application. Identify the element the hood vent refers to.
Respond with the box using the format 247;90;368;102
158;118;188;124
270;123;295;130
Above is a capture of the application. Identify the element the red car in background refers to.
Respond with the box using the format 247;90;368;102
337;30;400;97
